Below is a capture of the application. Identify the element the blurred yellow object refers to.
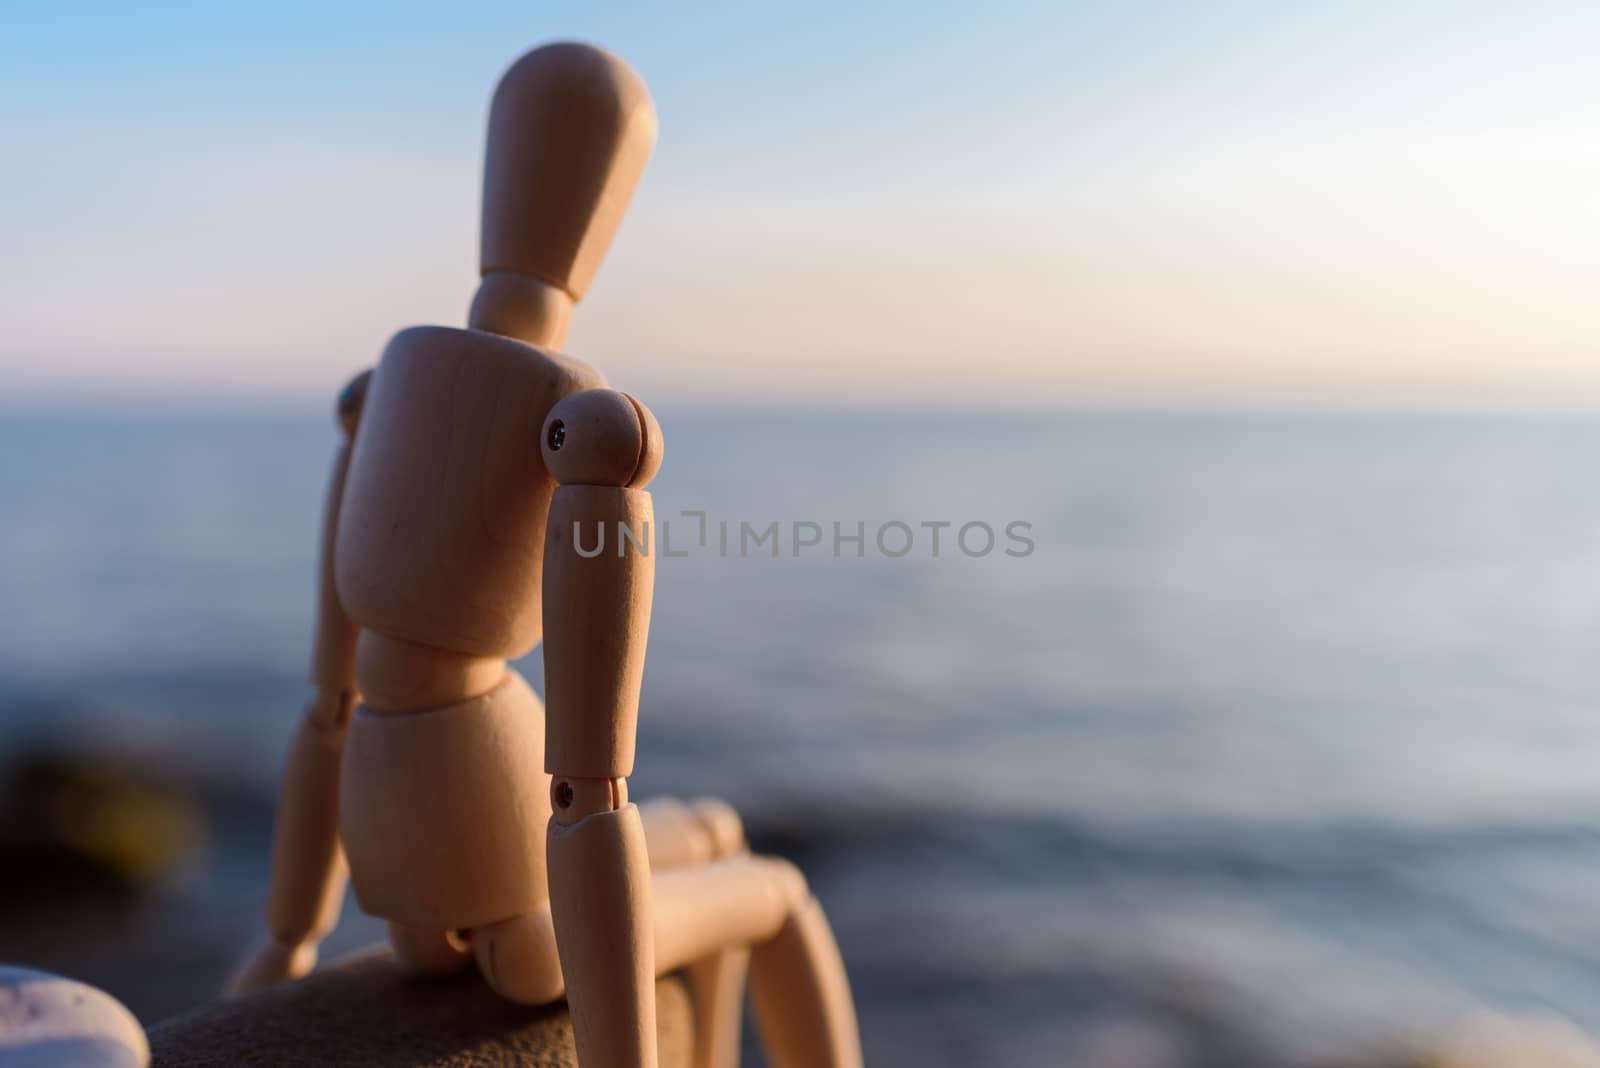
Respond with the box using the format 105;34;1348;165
1;751;203;891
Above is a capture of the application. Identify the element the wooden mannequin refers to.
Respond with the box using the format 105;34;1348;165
226;42;863;1068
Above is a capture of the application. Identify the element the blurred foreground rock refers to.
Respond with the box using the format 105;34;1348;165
0;965;149;1068
1404;1010;1600;1068
149;946;693;1067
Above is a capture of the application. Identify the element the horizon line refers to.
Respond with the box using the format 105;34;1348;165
8;385;1600;421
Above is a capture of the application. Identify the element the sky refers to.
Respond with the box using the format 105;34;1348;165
1;1;1596;408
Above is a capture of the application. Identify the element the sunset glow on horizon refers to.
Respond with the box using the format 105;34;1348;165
2;2;1596;407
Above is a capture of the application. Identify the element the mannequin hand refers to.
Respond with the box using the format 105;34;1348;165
223;934;317;997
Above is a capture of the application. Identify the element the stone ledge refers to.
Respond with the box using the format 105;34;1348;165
148;947;693;1067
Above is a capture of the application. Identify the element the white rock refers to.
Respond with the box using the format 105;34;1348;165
0;967;149;1068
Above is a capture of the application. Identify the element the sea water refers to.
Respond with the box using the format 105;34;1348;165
3;407;1600;1065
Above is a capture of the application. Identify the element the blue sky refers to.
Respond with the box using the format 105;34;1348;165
2;2;1596;406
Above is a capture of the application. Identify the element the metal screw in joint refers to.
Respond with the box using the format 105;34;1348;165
547;420;566;452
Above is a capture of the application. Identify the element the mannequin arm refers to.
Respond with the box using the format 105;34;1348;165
540;388;664;1067
225;372;369;996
